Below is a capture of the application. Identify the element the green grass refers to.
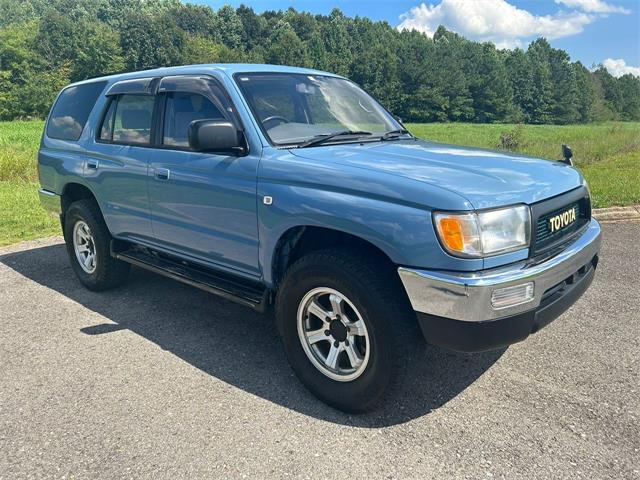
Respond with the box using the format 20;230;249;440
0;120;59;246
0;120;44;183
0;181;61;246
0;120;638;245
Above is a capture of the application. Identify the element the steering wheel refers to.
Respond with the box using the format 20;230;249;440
262;115;290;130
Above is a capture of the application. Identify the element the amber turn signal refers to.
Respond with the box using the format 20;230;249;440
438;217;465;252
433;212;481;256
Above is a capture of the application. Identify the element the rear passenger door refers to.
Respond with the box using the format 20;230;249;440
147;75;261;277
85;78;157;242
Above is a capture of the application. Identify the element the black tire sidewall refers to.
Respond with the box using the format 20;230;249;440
63;200;122;290
276;254;396;412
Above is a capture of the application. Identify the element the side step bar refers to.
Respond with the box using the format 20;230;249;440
111;243;270;312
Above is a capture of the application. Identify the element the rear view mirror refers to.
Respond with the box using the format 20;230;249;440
188;120;245;154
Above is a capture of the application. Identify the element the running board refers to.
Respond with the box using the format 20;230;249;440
112;244;269;312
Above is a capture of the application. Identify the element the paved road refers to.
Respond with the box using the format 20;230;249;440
0;223;638;479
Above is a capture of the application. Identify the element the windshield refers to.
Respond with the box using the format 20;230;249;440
234;73;402;147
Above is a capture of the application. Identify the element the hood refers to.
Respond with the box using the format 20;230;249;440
290;139;584;209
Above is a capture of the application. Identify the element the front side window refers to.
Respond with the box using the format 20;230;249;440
47;81;107;141
235;73;400;146
162;92;224;147
99;94;155;145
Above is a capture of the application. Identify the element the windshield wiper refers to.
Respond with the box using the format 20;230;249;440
297;130;372;148
381;128;411;141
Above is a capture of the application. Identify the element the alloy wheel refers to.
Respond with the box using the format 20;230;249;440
297;287;371;382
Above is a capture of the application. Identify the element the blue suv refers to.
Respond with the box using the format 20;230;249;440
38;64;601;412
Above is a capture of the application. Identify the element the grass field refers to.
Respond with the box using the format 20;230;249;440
0;120;638;246
0;121;61;246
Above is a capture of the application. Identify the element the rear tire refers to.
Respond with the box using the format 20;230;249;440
63;199;130;291
275;249;419;413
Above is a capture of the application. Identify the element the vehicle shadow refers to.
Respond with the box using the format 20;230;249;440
1;243;504;427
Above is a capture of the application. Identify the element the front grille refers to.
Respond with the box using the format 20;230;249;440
535;202;581;248
530;187;591;260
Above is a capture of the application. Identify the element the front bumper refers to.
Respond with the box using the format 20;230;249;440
38;188;62;216
398;219;601;352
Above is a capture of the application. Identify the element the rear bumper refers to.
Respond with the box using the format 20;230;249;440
398;219;601;352
38;188;62;215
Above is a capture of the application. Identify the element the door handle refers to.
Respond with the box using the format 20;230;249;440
154;168;170;181
87;160;99;170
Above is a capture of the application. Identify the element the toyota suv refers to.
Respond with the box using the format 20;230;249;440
38;64;601;412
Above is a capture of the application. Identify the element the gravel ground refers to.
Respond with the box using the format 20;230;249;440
0;222;638;479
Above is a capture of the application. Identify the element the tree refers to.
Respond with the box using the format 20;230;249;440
284;8;319;42
236;5;267;51
214;5;244;51
171;3;218;38
467;43;512;122
526;39;555;124
617;74;640;121
320;9;352;76
548;46;580;124
573;62;596;123
0;21;69;119
119;12;186;70
593;66;622;119
431;27;474;122
397;30;436;121
0;0;638;122
307;31;328;71
505;48;534;122
265;20;309;67
71;22;125;81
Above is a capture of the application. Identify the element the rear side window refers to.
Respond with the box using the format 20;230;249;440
99;94;155;145
163;92;224;147
47;81;107;141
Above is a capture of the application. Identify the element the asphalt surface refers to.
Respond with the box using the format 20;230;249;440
0;222;638;479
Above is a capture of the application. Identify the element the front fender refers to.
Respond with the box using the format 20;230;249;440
257;182;487;287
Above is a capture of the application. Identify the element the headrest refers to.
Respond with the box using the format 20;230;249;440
120;108;151;129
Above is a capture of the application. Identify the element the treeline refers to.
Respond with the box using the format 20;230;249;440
1;0;639;123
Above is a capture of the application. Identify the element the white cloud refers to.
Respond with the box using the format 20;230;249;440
603;58;640;77
555;0;631;14
397;0;595;48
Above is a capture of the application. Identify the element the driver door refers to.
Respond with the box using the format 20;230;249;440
147;75;261;277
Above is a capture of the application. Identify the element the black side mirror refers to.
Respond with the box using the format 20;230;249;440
561;144;573;166
188;120;245;154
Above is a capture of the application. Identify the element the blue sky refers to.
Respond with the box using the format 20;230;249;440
197;0;639;76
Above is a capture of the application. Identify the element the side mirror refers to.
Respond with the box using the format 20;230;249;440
561;144;573;166
188;120;245;154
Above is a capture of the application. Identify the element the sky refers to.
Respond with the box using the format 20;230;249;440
197;0;640;77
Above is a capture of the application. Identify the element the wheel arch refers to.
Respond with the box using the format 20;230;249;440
270;225;400;289
60;182;103;225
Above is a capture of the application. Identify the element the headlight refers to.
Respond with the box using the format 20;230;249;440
434;205;531;257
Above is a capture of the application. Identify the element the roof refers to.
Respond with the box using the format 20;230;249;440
69;64;342;88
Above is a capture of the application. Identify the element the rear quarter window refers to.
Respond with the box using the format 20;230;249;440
46;81;107;141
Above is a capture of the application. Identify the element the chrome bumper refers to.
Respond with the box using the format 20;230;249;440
398;219;601;322
38;188;62;215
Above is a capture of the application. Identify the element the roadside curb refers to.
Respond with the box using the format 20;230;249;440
592;205;640;222
0;236;63;255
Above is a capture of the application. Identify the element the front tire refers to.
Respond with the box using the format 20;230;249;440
63;199;130;291
275;249;417;413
